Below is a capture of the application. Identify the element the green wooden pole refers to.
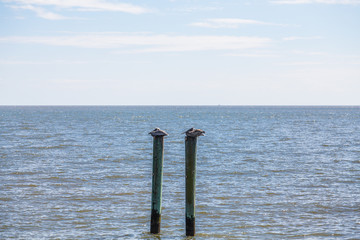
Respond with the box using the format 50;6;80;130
183;128;205;237
149;128;167;234
185;136;197;236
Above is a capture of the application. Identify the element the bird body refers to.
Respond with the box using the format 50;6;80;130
149;128;168;137
183;128;205;138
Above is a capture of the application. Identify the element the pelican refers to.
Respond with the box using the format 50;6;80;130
149;128;168;137
183;128;205;137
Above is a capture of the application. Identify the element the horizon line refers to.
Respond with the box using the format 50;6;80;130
1;104;359;107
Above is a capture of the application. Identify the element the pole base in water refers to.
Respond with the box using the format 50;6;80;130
186;216;195;236
150;209;161;234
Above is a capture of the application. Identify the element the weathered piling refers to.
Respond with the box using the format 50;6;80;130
184;128;205;237
149;128;168;234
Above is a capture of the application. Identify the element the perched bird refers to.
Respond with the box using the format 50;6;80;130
149;128;168;137
183;128;205;137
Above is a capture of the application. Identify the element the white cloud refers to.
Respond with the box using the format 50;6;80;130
191;18;286;28
0;59;89;64
3;0;150;14
283;36;323;41
278;61;325;65
11;5;69;20
271;0;360;4
173;6;222;13
291;50;326;55
0;33;272;52
224;52;280;57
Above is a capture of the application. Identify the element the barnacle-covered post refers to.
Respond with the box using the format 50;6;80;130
149;128;168;234
183;128;205;236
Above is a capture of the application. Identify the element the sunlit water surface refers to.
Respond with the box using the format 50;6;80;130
1;106;359;239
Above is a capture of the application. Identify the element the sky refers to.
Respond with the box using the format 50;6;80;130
0;0;359;105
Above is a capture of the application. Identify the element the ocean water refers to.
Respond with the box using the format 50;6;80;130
0;106;359;239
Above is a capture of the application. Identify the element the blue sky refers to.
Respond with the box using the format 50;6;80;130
1;0;359;105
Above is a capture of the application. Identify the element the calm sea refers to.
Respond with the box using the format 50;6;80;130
1;106;359;239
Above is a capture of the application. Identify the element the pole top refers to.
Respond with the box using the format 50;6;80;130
183;128;205;138
149;128;168;137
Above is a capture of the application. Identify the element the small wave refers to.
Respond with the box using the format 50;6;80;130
105;175;141;179
136;148;148;151
130;215;147;221
243;157;258;162
69;197;114;202
266;192;280;196
197;204;208;209
10;171;38;175
12;184;38;187
271;169;294;173
45;176;60;180
314;203;331;209
235;224;254;229
72;221;92;225
112;157;137;162
197;211;211;216
214;196;231;200
27;191;44;196
23;152;41;157
229;171;245;175
197;233;235;238
75;209;93;213
20;126;36;130
32;144;84;149
293;233;344;237
33;145;68;149
138;190;151;194
164;172;178;176
0;197;12;201
257;224;273;228
279;137;291;141
112;192;134;196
